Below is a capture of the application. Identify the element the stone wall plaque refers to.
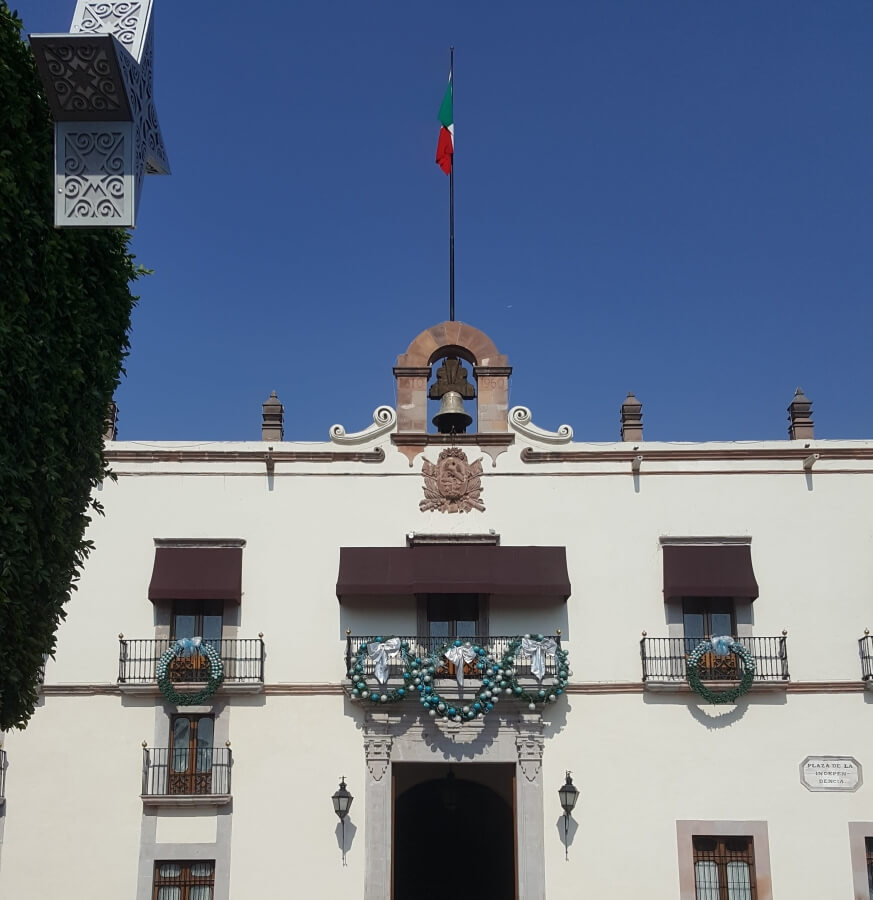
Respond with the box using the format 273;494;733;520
800;756;862;792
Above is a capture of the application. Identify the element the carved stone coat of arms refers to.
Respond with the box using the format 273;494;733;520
420;448;485;513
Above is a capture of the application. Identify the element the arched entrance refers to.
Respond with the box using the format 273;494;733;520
392;764;516;899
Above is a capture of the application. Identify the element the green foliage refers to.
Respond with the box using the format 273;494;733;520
0;3;144;729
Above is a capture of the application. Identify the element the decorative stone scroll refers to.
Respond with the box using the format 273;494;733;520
420;447;484;513
30;0;169;227
509;407;574;444
330;406;397;445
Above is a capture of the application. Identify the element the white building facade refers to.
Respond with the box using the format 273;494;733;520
2;321;873;899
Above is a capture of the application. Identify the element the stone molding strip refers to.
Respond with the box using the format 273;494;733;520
105;447;385;463
104;467;873;479
154;538;246;549
40;680;867;696
392;432;514;467
391;433;514;448
522;446;873;463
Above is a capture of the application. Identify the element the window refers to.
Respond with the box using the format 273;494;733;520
425;594;483;680
427;594;480;640
677;821;771;900
684;599;738;679
153;860;214;899
172;599;223;642
169;715;214;795
170;600;223;682
683;599;736;641
693;836;756;900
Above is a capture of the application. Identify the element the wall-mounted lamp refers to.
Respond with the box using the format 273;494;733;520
558;771;579;860
631;454;643;474
803;453;819;471
332;777;354;865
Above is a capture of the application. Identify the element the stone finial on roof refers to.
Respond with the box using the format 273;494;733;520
262;391;284;441
620;392;643;442
788;387;814;440
103;401;118;441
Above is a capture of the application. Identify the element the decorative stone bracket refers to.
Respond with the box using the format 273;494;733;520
364;733;393;782
330;406;397;445
516;732;545;782
509;407;574;444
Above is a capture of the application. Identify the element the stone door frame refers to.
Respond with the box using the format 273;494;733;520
362;711;546;900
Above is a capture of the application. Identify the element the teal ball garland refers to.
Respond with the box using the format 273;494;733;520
686;638;756;704
156;640;224;706
346;635;570;717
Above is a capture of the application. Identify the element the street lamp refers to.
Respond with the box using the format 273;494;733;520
558;771;579;860
332;777;354;865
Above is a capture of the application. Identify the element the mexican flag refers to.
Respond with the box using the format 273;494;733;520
435;72;453;174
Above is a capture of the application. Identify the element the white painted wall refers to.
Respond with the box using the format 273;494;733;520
0;696;151;893
2;433;872;898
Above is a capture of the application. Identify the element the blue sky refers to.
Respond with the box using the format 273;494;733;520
16;1;873;442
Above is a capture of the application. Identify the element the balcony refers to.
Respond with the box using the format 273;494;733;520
859;634;873;687
141;746;232;807
641;635;790;691
0;749;6;805
345;634;563;698
118;637;265;694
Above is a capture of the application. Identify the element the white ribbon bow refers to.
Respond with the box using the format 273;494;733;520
520;636;557;681
710;635;735;657
175;636;202;657
367;638;402;685
443;643;477;686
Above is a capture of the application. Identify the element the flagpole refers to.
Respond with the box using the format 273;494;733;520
449;45;455;322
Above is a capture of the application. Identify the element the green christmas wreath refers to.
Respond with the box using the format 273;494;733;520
347;636;412;704
157;638;224;706
686;637;755;704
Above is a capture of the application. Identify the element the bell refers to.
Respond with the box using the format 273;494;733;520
433;390;473;434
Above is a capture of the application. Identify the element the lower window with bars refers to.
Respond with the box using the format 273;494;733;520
153;860;214;899
693;836;756;900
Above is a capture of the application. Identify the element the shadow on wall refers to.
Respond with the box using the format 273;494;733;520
335;817;357;864
642;688;788;729
555;812;579;857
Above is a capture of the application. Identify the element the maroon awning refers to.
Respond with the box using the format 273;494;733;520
663;545;758;601
336;546;570;601
148;547;243;604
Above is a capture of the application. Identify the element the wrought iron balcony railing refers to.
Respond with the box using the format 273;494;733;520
0;749;6;803
118;638;265;685
142;746;232;799
859;634;873;681
345;634;562;682
641;635;789;683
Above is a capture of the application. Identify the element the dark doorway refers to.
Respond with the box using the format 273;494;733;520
393;764;515;900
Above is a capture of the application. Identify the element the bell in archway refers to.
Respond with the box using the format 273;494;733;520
432;390;473;434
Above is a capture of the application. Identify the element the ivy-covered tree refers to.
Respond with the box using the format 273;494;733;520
0;3;145;730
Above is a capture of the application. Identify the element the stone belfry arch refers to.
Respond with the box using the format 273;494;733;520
393;321;512;434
